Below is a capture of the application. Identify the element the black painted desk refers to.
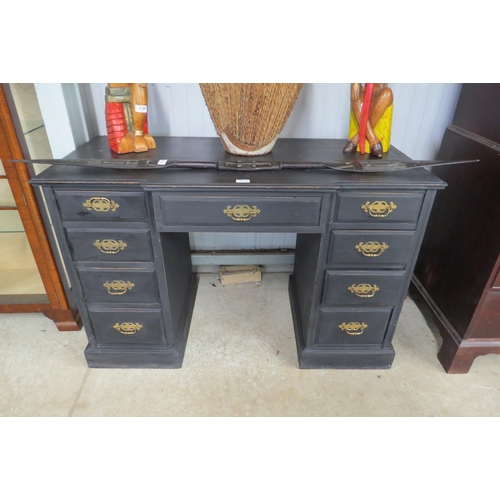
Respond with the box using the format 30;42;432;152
31;137;445;369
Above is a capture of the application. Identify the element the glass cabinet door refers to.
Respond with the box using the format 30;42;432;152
0;83;52;305
0;159;47;304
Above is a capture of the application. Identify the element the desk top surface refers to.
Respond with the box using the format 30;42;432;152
32;137;446;190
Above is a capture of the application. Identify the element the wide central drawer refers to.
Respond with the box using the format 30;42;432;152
156;195;323;228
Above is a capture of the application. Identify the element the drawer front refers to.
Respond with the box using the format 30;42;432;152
158;195;323;227
328;230;416;268
316;308;392;345
77;268;160;304
335;191;424;223
88;308;165;346
66;228;154;262
55;190;147;222
322;270;406;306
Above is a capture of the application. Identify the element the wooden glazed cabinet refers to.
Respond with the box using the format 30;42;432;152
0;84;81;330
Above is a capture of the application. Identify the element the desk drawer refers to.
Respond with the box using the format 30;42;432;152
66;228;154;262
335;191;424;224
88;308;165;346
316;308;392;345
77;268;160;304
328;230;416;268
55;190;147;222
322;270;406;306
157;195;323;228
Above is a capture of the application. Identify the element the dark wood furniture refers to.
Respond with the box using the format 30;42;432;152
412;83;500;373
0;84;81;330
31;136;445;369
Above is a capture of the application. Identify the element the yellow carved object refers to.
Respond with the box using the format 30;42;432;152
348;104;394;155
344;83;394;158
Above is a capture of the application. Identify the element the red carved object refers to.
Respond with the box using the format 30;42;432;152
105;83;156;154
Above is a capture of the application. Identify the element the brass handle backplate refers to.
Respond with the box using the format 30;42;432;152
339;322;368;335
355;241;389;257
361;201;397;218
83;196;120;212
93;239;127;254
103;280;135;295
223;205;261;221
113;322;142;335
348;284;380;298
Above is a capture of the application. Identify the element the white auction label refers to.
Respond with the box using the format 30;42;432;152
157;159;168;165
135;105;148;113
236;179;250;183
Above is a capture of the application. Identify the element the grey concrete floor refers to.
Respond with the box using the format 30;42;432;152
1;273;500;417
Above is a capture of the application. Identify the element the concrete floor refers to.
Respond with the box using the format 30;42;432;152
1;273;500;417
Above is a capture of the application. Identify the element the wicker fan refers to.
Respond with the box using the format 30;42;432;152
200;83;303;156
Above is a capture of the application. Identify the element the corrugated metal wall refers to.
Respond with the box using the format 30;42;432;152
83;83;461;252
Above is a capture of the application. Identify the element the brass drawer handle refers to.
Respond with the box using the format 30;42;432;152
348;284;380;298
113;322;143;335
339;322;368;335
103;280;135;295
223;205;261;221
83;196;120;212
361;201;397;218
93;239;127;254
355;241;389;257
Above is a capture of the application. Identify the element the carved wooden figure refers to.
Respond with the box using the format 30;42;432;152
343;83;394;158
105;83;156;154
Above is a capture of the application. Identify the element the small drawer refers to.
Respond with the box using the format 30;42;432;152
77;268;160;304
327;230;416;269
88;308;165;346
65;228;154;262
322;270;406;306
157;195;323;228
316;307;392;345
55;190;147;222
334;191;424;224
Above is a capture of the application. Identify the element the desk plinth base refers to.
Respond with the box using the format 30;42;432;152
288;276;395;369
84;345;184;369
295;345;395;370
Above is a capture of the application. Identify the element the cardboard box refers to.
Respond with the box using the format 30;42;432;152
218;265;262;286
